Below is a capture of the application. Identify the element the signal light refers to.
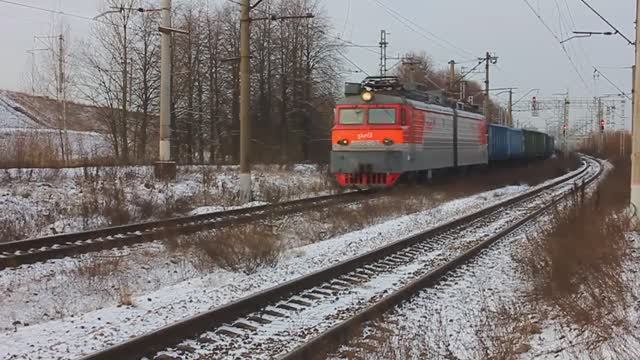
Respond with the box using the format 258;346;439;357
600;119;605;132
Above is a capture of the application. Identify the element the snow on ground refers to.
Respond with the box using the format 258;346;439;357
332;158;640;360
1;91;113;160
0;164;334;242
0;93;40;128
0;183;533;359
0;128;112;159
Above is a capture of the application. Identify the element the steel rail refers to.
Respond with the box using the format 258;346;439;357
0;190;375;270
79;158;595;360
282;157;603;360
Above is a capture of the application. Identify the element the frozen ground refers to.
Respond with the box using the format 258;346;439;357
333;159;640;360
0;93;40;128
0;164;335;242
338;218;640;359
0;183;533;359
0;91;112;159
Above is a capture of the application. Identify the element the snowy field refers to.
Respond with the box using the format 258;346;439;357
0;91;113;162
0;183;533;359
0;164;335;242
330;160;640;360
0;93;40;128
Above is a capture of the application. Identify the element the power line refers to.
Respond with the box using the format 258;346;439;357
593;67;631;100
522;0;590;89
0;0;105;23
578;0;634;45
371;0;475;60
337;50;369;76
340;0;351;37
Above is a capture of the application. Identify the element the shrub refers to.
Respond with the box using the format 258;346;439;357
192;225;281;275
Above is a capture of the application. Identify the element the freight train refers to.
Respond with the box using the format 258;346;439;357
330;76;554;187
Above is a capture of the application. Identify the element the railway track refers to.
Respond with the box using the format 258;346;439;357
78;156;602;360
0;190;376;270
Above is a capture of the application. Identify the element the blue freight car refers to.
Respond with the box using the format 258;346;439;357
488;124;509;161
508;128;524;159
488;124;525;161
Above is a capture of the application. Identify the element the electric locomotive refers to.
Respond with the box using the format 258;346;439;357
331;76;488;187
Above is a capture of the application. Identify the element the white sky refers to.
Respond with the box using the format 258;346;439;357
0;0;635;130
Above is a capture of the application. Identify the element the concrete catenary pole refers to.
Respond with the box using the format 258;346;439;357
632;0;640;214
239;0;252;202
155;0;177;179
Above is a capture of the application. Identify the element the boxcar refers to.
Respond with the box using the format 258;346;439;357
488;124;509;161
523;130;547;158
509;128;525;159
544;135;555;157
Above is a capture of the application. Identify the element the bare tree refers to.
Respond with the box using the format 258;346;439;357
130;4;161;162
75;0;138;163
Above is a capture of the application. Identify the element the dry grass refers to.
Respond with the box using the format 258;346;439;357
118;286;133;306
510;155;640;357
74;167;131;226
0;216;29;243
579;130;630;162
0;131;66;168
0;131;117;168
163;224;283;275
74;254;126;279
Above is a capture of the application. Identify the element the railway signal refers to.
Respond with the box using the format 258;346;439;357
531;96;539;117
600;119;606;132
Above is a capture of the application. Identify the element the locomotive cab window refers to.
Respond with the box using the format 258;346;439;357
368;108;396;124
339;108;365;125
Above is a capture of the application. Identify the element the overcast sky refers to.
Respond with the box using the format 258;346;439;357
0;0;635;130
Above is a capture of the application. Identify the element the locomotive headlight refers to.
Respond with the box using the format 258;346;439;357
337;139;349;146
383;138;394;146
361;91;374;102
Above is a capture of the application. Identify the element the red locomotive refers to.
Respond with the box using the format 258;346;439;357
331;77;488;187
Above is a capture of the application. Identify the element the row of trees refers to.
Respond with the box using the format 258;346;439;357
29;0;501;165
71;0;340;164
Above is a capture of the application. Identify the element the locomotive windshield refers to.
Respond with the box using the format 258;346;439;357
368;108;396;124
339;108;365;124
339;108;397;125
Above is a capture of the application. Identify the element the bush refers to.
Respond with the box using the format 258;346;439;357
513;160;639;355
192;225;281;275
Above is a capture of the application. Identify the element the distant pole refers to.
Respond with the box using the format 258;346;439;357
460;81;467;102
239;0;251;202
481;52;498;122
379;30;388;76
563;96;570;156
631;0;640;214
155;0;177;179
598;97;604;153
448;60;456;97
30;50;36;96
58;34;67;164
508;88;513;127
484;52;490;122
